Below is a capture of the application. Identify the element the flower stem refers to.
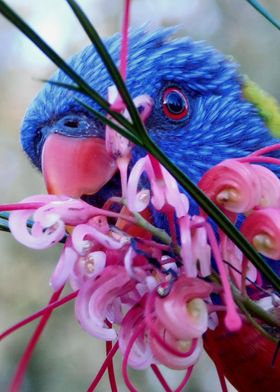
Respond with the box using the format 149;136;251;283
0;291;78;341
132;210;172;245
106;322;118;392
150;364;172;392
174;366;194;392
9;287;64;392
87;342;119;392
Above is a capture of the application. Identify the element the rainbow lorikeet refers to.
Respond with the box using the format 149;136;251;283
20;29;280;391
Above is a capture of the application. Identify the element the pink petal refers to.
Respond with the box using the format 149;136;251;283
149;320;203;370
34;198;106;226
179;216;196;277
161;166;189;217
106;85;133;158
127;156;153;212
199;159;261;213
75;266;135;340
251;164;280;208
9;209;65;249
154;276;212;341
191;216;211;277
71;224;129;254
50;238;78;291
124;246;147;282
70;251;107;289
241;208;280;259
119;305;154;369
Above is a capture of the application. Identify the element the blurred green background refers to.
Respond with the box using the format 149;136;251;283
0;1;279;391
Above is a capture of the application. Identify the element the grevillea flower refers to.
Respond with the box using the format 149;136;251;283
7;146;280;391
241;208;280;260
198;159;262;214
119;304;153;370
75;265;135;340
4;147;280;391
250;164;280;208
153;277;212;341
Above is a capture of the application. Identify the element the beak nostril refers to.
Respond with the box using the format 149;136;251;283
64;119;80;128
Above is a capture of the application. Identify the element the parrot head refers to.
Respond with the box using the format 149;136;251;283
20;28;279;211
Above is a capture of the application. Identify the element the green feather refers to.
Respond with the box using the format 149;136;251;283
243;79;280;137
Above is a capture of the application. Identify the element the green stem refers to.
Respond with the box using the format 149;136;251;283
133;210;172;245
0;219;10;233
236;297;278;343
232;286;280;330
246;0;280;30
211;273;280;337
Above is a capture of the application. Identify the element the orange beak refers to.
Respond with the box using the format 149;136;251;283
42;133;117;198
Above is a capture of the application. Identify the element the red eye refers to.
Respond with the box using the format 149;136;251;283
163;87;189;120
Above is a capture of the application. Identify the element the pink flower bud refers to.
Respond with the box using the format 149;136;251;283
191;216;211;277
251;164;280;208
154;276;212;341
119;305;154;369
241;208;280;259
199;159;261;213
50;237;78;291
149;320;203;370
127;156;153;212
75;266;135;340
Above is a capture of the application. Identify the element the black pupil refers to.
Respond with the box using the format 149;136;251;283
165;91;185;114
64;119;80;128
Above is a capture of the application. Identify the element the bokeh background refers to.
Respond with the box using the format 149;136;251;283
0;1;279;391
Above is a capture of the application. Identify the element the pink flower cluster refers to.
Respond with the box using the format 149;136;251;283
199;144;280;292
8;154;215;377
3;143;280;391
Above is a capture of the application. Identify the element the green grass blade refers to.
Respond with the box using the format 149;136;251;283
246;0;280;30
0;212;10;220
66;0;146;137
0;220;10;233
0;0;134;130
76;99;143;145
0;213;11;233
39;79;81;93
43;79;134;132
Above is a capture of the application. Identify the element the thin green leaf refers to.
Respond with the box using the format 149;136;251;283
246;0;280;30
0;220;10;233
66;0;146;137
0;213;10;233
39;79;81;93
76;99;143;146
43;79;134;133
0;0;133;129
0;212;9;220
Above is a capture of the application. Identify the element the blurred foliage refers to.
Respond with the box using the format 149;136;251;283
0;1;279;391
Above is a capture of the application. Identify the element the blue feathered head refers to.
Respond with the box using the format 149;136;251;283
21;27;278;198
